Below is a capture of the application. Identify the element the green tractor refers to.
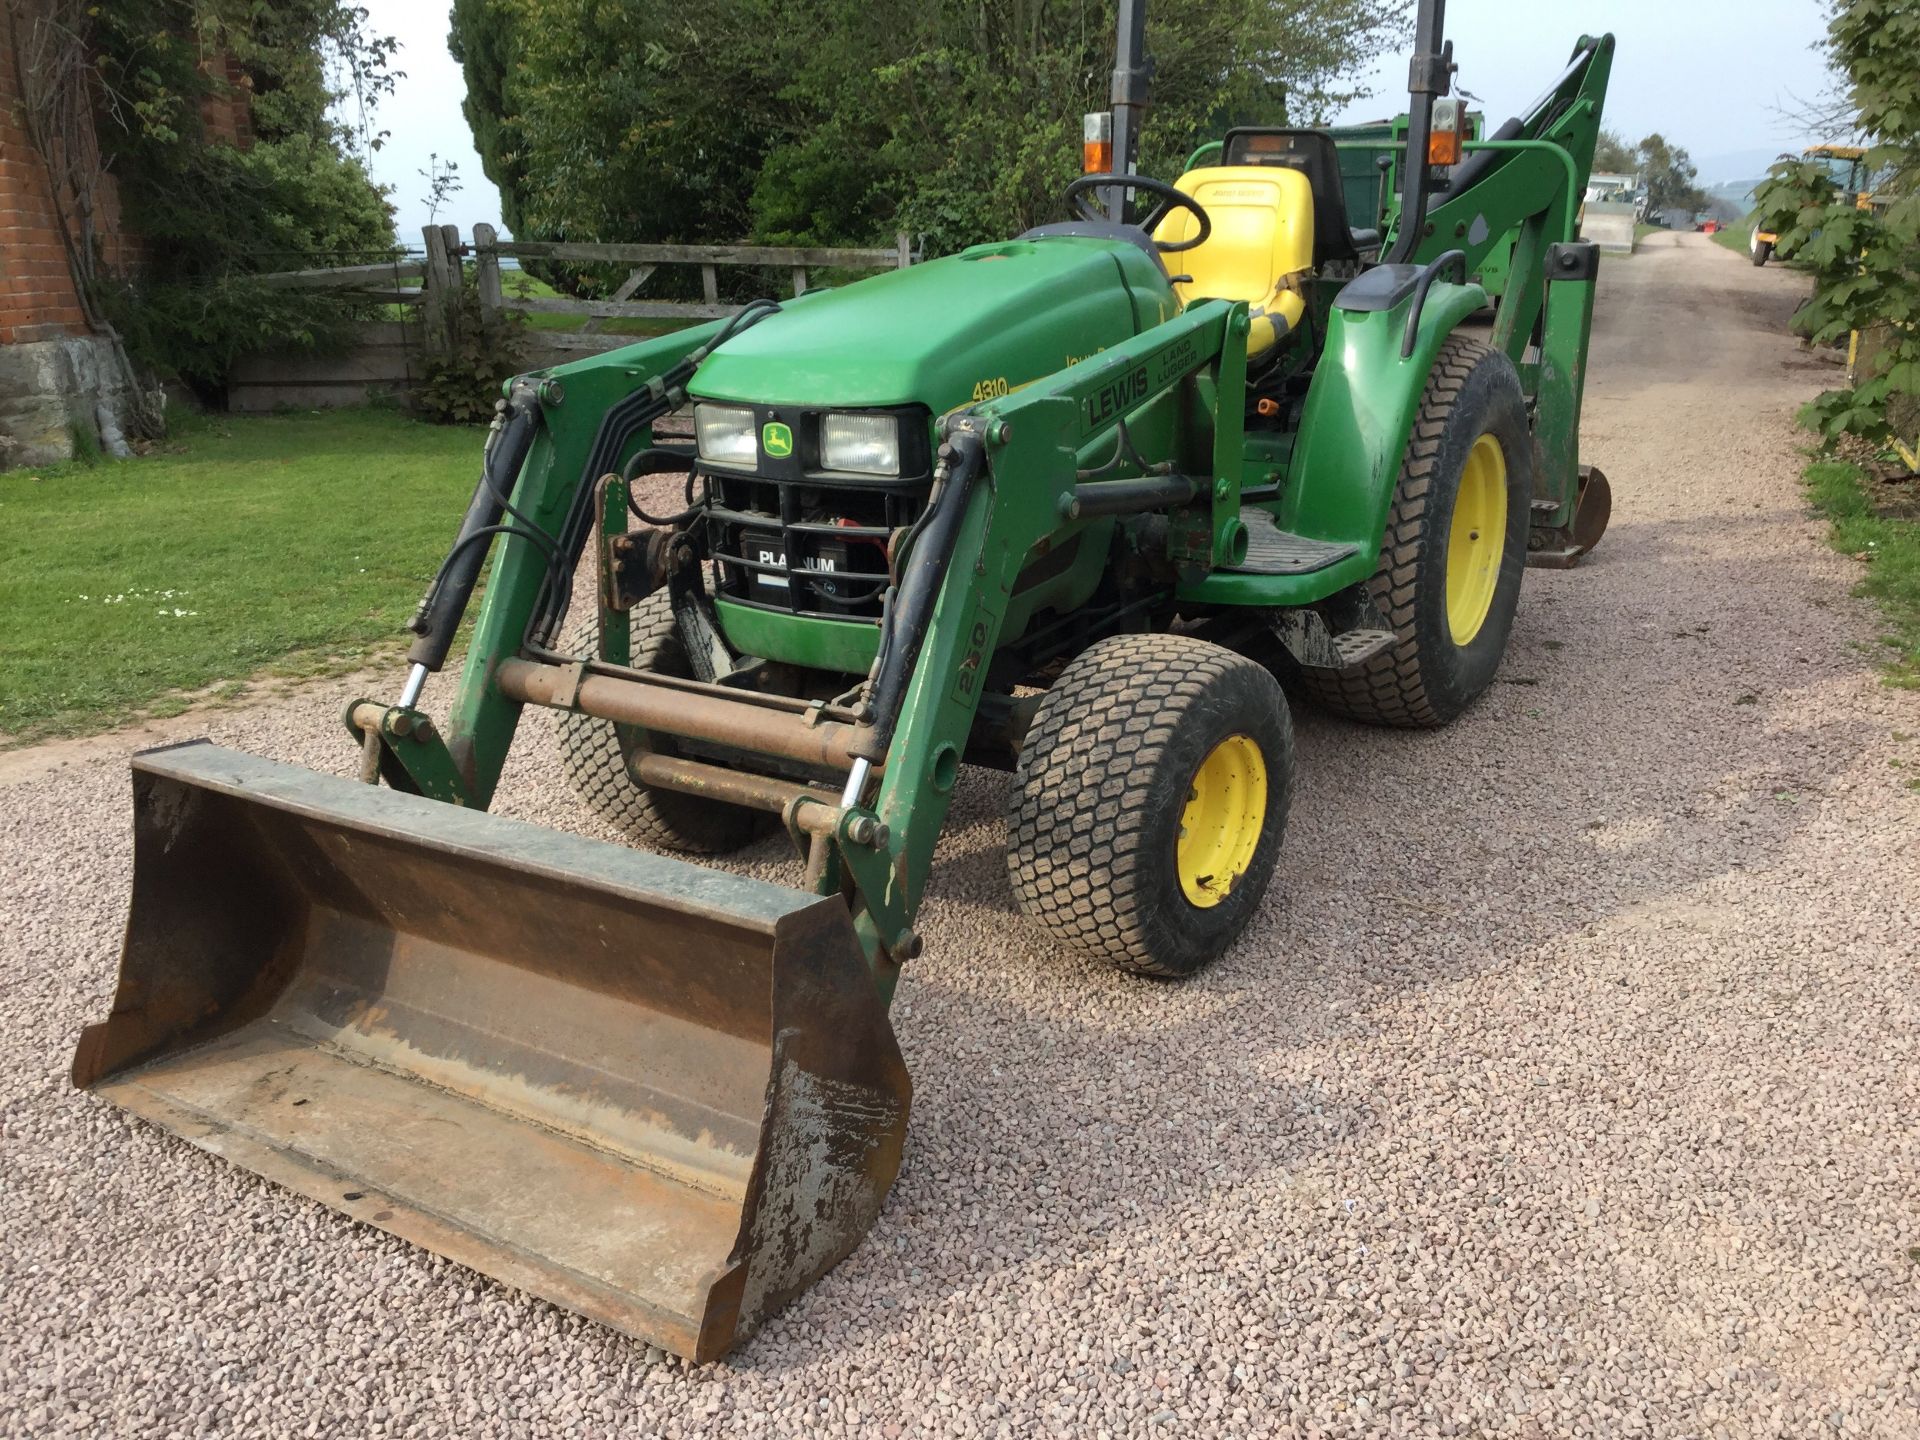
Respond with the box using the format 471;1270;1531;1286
74;0;1614;1362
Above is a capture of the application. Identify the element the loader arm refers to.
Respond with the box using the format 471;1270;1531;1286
837;301;1246;981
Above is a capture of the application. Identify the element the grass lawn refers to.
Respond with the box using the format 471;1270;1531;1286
0;408;482;744
1805;458;1920;688
1713;222;1754;256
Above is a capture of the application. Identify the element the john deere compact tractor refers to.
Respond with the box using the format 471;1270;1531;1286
74;0;1614;1361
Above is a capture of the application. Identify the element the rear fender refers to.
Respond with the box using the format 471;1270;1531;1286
1278;279;1489;581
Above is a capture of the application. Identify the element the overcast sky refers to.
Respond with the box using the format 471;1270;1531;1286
356;0;1841;243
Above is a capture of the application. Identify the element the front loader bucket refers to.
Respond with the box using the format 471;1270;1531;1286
72;742;908;1362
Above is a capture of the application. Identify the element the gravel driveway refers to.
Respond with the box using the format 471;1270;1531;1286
4;233;1917;1438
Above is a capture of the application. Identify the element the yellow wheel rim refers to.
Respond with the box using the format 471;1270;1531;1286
1176;734;1267;909
1446;432;1508;645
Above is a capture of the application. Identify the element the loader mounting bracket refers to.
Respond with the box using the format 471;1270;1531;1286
595;473;673;613
342;699;472;805
833;806;916;967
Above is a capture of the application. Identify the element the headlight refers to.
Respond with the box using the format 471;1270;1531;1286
820;412;900;476
694;403;756;467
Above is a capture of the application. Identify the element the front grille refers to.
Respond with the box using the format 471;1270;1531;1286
704;472;925;621
692;401;934;623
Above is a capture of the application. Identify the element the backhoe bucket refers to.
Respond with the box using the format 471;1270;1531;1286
72;742;909;1362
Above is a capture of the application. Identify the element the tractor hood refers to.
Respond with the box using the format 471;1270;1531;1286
690;236;1173;414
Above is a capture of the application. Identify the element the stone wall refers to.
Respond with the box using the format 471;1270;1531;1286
0;335;141;468
1580;201;1639;256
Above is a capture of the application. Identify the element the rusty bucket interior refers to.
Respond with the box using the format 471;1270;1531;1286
72;742;909;1362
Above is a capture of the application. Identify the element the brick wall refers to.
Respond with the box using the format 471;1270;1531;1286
0;38;93;346
200;55;255;149
0;20;253;347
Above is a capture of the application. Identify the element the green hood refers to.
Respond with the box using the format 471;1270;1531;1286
689;236;1174;413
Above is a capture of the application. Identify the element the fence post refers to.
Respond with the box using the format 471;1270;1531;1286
791;266;807;297
443;225;468;356
472;223;504;330
422;225;453;357
701;264;719;306
896;231;913;268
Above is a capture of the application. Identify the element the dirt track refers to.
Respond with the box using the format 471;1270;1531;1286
4;233;1918;1437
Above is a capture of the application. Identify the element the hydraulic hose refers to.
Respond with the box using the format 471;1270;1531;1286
525;299;784;650
848;428;986;765
406;383;542;671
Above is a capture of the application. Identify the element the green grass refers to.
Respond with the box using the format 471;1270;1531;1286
1805;458;1920;687
0;408;483;743
1713;223;1753;256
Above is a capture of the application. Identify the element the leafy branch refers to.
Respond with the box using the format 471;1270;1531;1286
1752;0;1919;448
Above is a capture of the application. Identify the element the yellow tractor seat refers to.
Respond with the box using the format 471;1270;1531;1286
1152;166;1315;360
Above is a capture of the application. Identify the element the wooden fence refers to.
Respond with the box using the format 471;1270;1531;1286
231;225;915;410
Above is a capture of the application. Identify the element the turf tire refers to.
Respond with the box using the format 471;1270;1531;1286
1007;633;1294;979
1301;333;1531;727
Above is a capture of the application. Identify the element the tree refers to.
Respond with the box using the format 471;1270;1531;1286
1592;127;1636;175
420;153;463;224
1636;132;1707;217
85;0;399;396
447;0;532;237
449;0;1408;260
1752;0;1919;447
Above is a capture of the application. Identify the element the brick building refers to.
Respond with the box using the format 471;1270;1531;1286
0;19;250;466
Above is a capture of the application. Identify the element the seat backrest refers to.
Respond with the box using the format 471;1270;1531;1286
1220;128;1359;268
1151;166;1315;310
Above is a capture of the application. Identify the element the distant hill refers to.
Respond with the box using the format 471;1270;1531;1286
1706;177;1765;216
1695;147;1797;185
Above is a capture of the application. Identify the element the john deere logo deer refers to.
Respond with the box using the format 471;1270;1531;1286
762;421;794;458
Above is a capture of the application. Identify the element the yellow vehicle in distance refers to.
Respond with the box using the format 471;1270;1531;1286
1749;143;1871;266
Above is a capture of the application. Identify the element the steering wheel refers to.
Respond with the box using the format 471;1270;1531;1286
1063;173;1212;253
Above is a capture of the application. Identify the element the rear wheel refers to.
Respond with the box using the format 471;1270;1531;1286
1301;334;1531;727
556;596;767;854
1007;634;1294;978
1749;226;1772;266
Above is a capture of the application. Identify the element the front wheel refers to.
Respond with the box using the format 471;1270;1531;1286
1007;634;1294;978
555;597;769;855
1301;333;1532;727
1749;227;1772;266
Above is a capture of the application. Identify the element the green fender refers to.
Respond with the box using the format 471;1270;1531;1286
1180;279;1489;607
1284;277;1490;548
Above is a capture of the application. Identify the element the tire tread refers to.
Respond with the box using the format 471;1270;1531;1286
1007;633;1293;978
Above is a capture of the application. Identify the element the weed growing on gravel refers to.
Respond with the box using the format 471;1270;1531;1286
1804;459;1920;687
0;409;481;743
